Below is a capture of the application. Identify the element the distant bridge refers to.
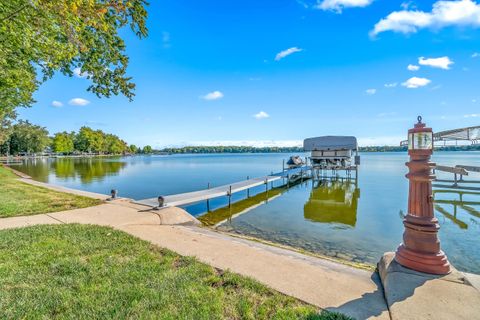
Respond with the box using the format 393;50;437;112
400;125;480;146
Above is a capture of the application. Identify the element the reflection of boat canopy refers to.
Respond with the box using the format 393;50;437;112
304;180;360;227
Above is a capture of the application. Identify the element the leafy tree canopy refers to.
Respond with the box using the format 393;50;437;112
0;0;148;118
8;120;50;154
52;132;75;154
142;145;152;154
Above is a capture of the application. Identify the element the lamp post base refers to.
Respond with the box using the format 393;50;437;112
395;244;451;275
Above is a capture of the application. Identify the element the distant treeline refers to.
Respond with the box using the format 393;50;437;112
160;146;305;154
0;120;151;156
359;145;480;152
159;145;480;154
359;146;407;152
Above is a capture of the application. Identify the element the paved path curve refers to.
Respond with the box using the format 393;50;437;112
0;199;389;320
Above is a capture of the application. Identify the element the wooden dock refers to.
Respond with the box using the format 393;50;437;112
136;166;311;208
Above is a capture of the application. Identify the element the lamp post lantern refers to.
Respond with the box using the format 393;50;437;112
395;116;452;275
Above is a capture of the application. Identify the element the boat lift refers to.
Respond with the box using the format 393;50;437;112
303;136;360;181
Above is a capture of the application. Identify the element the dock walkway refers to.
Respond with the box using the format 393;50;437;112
136;166;311;208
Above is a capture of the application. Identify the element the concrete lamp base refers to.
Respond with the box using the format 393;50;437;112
395;244;451;275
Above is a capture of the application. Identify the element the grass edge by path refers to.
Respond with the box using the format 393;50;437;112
0;165;102;218
0;224;352;320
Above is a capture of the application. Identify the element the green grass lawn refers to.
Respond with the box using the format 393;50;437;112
0;224;349;320
0;166;100;218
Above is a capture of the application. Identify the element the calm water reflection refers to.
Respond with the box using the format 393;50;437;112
304;179;360;227
10;152;480;273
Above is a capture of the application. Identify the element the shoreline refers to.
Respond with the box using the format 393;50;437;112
2;162;373;271
2;149;480;162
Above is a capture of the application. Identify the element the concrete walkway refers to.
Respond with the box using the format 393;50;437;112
0;200;389;320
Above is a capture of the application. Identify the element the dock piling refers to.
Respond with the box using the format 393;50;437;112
207;182;211;211
228;185;232;208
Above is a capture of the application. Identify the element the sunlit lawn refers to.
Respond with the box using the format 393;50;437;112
0;224;350;319
0;166;100;218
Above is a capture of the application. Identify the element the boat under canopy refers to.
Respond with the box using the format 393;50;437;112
303;136;359;172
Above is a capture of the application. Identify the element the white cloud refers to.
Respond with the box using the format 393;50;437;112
73;67;90;78
316;0;374;12
402;76;431;88
162;31;171;48
384;82;398;88
365;88;377;95
407;64;420;71
51;100;63;107
253;111;270;119
68;98;90;106
400;1;416;10
418;56;453;69
371;0;480;36
464;113;480;118
275;47;303;61
202;91;224;101
472;52;480;58
377;111;398;117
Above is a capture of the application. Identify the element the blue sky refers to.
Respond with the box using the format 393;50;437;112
19;0;480;147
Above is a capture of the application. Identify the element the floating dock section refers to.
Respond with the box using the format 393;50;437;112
136;166;311;208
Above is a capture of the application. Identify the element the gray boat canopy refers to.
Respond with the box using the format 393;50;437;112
303;136;358;151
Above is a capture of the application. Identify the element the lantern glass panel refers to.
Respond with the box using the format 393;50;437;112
413;132;433;150
408;133;413;150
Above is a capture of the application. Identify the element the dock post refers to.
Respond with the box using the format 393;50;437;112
265;178;268;192
247;176;250;198
228;185;232;208
206;183;210;212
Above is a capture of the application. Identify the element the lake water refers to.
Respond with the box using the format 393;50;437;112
10;152;480;273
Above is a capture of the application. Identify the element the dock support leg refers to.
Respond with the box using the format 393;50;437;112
228;185;232;208
246;176;250;198
207;183;210;211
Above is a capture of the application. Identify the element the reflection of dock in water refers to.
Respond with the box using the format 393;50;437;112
304;179;360;227
199;186;287;227
433;189;480;230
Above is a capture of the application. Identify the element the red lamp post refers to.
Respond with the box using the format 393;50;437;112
395;116;452;275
